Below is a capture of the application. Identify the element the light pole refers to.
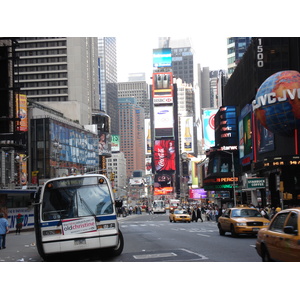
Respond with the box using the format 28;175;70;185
219;150;237;207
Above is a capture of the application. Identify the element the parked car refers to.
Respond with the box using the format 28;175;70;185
256;207;300;262
169;210;191;223
218;206;270;237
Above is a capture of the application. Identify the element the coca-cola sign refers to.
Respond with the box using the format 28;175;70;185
153;140;176;171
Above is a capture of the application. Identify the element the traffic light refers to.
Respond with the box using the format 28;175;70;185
110;173;115;181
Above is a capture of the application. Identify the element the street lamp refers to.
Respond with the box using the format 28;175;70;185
219;150;237;207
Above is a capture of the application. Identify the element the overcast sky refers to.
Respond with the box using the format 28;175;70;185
116;35;228;82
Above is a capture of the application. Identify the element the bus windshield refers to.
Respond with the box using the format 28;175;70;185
42;179;113;221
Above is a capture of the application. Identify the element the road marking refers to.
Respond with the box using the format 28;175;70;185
133;252;177;260
197;233;210;237
180;248;208;260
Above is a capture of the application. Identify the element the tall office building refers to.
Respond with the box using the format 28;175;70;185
117;81;150;118
227;37;252;76
159;37;195;85
15;37;99;125
98;37;119;134
118;97;145;178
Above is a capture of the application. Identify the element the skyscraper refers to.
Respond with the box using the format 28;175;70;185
159;37;194;85
227;37;252;76
15;37;99;125
98;37;119;134
118;97;145;178
117;81;150;118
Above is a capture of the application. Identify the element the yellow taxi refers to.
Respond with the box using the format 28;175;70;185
218;206;270;237
256;207;300;262
169;209;191;223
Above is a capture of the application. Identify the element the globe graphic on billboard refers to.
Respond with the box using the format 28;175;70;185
252;70;300;136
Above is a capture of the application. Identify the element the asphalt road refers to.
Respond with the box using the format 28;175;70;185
113;212;261;262
0;212;261;262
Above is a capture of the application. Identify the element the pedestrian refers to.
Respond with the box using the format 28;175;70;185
192;208;197;222
0;213;9;249
196;206;203;222
16;213;24;234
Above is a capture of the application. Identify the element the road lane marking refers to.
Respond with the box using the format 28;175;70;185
133;253;177;260
180;248;208;260
197;233;210;237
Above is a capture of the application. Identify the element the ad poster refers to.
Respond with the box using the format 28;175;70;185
153;140;176;171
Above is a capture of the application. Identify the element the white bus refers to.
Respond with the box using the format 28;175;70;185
152;200;166;214
34;174;124;260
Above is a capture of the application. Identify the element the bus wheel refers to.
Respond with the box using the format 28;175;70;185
111;230;124;257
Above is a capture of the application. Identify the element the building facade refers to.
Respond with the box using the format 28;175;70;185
15;37;99;126
227;37;252;77
118;81;150;118
203;37;300;209
98;37;119;135
118;97;145;178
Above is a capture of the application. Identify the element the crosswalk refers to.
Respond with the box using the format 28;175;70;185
120;221;219;237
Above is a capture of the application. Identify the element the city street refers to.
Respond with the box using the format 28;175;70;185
0;212;261;262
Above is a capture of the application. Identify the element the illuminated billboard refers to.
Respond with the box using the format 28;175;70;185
202;108;217;149
215;106;238;147
153;48;172;68
154;105;174;138
152;72;173;104
238;104;253;166
252;70;300;136
153;140;176;171
181;116;194;153
189;188;207;200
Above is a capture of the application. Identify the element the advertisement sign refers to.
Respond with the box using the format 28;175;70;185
202;109;217;149
145;157;152;174
181;117;194;153
252;70;300;135
49;121;99;166
153;140;176;171
154;186;173;195
16;94;28;131
189;188;207;199
246;177;265;189
145;119;151;155
215;106;238;146
99;132;111;156
7;207;34;230
62;217;97;235
154;106;174;138
153;48;172;68
238;104;253;165
152;72;173;104
111;134;120;152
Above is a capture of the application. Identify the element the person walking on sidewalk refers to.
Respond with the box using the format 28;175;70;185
0;213;9;249
16;213;24;234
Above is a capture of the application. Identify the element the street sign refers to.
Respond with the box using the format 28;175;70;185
246;177;265;189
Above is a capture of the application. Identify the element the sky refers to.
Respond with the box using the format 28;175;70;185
116;36;228;83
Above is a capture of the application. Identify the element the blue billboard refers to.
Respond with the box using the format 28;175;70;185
153;48;172;68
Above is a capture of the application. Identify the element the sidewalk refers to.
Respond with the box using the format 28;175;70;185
0;230;39;262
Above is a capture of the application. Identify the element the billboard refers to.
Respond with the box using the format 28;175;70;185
152;72;173;104
202;109;217;149
154;105;174;138
153;140;176;171
238;104;253;166
215;106;238;147
16;94;28;132
181;116;194;153
145;119;151;155
153;48;172;68
189;188;207;200
111;134;120;152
